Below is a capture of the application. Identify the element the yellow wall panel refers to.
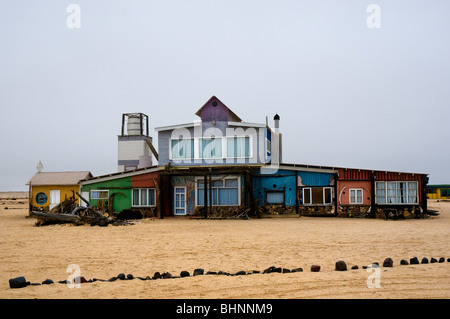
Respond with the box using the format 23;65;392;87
30;185;80;208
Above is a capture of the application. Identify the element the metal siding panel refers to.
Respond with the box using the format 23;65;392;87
131;172;159;188
298;171;334;186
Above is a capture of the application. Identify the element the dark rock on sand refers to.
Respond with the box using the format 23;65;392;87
383;258;394;267
311;265;320;272
335;260;347;271
9;277;30;289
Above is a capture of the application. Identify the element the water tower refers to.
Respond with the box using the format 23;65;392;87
118;113;158;172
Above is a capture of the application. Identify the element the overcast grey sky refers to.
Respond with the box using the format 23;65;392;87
1;0;449;191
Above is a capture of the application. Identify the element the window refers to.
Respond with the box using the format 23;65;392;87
441;189;450;197
302;187;332;205
349;189;363;204
201;138;222;159
375;181;418;204
197;177;239;206
35;192;48;205
226;136;250;158
91;190;109;200
266;191;284;204
132;188;156;207
426;188;436;194
171;139;194;160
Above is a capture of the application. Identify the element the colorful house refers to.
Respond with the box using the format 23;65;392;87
36;95;428;220
151;95;429;219
426;185;450;200
79;166;160;217
27;171;92;212
155;96;281;218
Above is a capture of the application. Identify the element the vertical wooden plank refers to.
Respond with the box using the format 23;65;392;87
204;175;208;219
209;175;213;217
295;171;299;215
159;174;165;219
370;173;376;218
333;173;338;217
422;175;428;214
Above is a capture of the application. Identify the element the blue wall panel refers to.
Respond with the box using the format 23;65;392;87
253;169;297;206
298;171;334;186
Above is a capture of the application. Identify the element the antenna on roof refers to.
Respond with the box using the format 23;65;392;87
36;161;44;173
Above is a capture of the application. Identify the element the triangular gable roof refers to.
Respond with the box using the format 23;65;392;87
195;96;242;122
27;171;93;186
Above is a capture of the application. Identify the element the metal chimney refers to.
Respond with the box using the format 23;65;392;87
274;114;280;133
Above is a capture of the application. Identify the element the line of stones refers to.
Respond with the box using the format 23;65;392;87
9;256;449;289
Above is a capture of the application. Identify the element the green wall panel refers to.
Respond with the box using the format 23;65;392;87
81;177;132;213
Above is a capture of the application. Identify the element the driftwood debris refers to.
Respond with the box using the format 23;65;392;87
30;192;112;226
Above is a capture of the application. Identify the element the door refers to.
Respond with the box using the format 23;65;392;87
174;187;186;215
50;190;60;210
79;191;90;207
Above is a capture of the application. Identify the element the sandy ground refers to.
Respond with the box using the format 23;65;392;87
0;192;449;299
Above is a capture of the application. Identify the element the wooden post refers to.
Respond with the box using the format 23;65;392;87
370;173;376;218
333;173;339;217
204;175;208;219
295;171;299;215
153;178;161;218
209;175;213;217
250;170;260;218
159;175;164;219
243;172;248;210
422;175;428;215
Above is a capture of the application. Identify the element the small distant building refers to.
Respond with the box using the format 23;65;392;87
426;185;450;200
26;171;92;212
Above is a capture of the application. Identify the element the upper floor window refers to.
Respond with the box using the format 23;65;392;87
201;137;222;159
227;136;250;158
171;138;194;160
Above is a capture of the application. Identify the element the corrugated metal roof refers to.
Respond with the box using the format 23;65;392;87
27;171;92;186
427;184;450;188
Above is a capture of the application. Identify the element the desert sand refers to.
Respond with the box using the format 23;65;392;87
0;192;449;299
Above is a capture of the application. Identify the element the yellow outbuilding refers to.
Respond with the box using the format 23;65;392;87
426;184;450;200
26;171;92;212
